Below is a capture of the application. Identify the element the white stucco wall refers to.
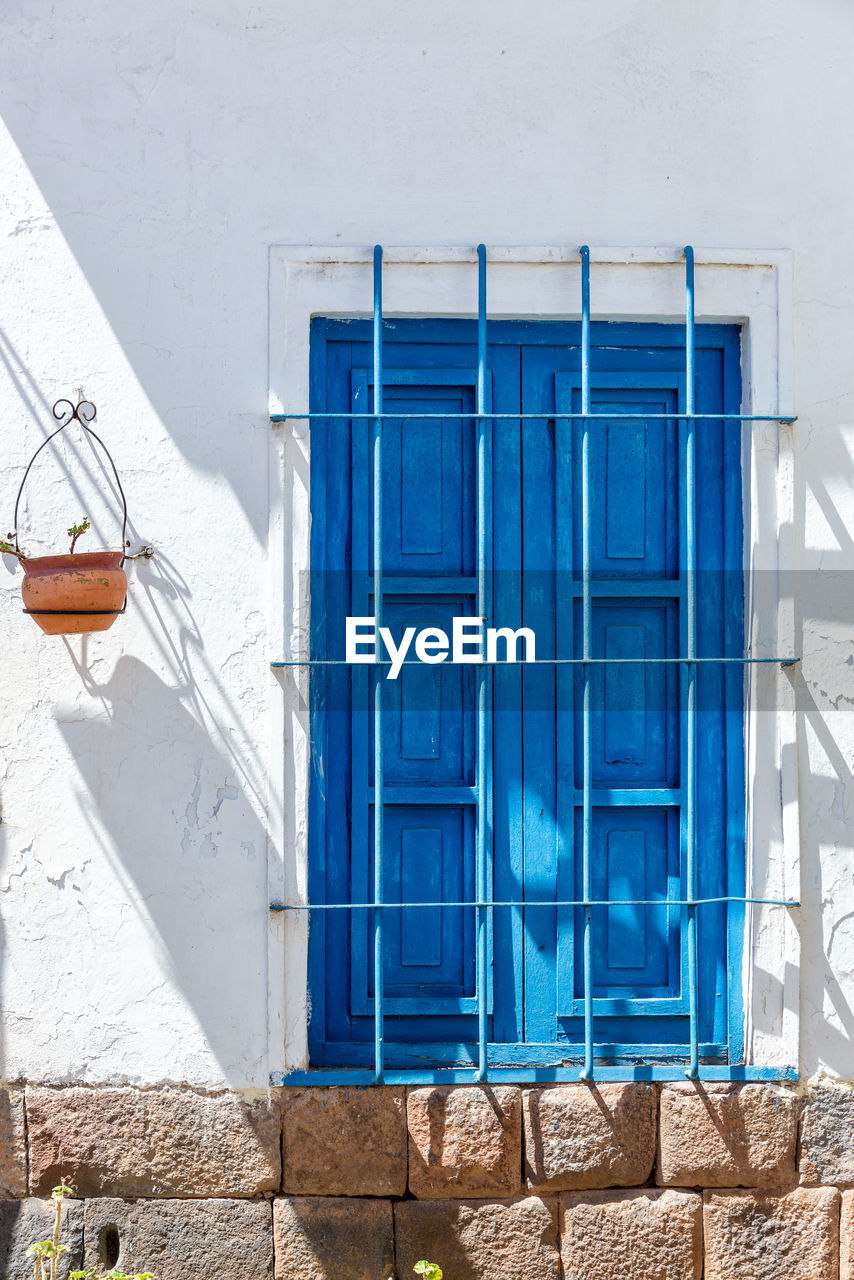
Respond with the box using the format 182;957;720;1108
0;0;851;1088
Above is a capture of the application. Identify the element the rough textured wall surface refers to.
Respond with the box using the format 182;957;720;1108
0;0;851;1092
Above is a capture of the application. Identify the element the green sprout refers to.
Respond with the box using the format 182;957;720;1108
67;518;90;554
414;1264;443;1280
0;537;23;561
1;517;95;560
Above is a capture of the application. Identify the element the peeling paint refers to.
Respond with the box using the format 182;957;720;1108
212;785;237;819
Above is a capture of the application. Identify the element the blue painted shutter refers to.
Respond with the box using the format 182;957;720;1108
309;320;742;1068
349;371;483;1025
519;352;740;1056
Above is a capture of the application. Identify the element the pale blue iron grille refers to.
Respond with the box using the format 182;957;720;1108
270;246;798;1086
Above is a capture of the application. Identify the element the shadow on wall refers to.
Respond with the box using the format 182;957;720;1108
789;418;854;1078
53;552;271;1087
0;210;274;1084
0;788;5;1090
791;594;854;1076
0;11;287;547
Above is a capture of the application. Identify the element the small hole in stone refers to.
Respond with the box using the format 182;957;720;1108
99;1225;120;1270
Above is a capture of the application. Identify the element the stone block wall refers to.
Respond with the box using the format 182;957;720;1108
2;1080;854;1278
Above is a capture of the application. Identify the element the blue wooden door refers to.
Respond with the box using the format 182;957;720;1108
308;318;743;1069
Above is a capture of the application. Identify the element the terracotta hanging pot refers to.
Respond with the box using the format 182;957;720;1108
20;550;127;635
4;398;130;636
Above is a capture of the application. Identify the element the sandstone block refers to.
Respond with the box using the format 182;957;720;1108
0;1198;84;1280
282;1087;406;1196
273;1197;393;1280
27;1086;281;1197
840;1189;854;1279
84;1197;272;1280
560;1189;702;1280
0;1089;27;1198
703;1187;839;1280
658;1082;798;1187
800;1079;854;1185
407;1086;521;1198
395;1196;559;1280
523;1083;655;1191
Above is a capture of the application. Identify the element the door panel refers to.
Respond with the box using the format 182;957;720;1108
574;600;678;787
349;804;477;1016
565;807;682;1010
562;378;682;580
367;597;475;785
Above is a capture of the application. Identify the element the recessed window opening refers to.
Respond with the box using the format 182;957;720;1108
271;246;798;1085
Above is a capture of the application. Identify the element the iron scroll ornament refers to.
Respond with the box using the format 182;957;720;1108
10;398;129;563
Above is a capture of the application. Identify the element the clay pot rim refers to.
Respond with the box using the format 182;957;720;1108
20;550;125;572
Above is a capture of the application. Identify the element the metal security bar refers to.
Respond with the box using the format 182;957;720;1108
272;245;799;1086
580;245;594;1081
372;245;384;1084
274;658;796;666
684;246;700;1079
476;244;489;1084
272;412;795;421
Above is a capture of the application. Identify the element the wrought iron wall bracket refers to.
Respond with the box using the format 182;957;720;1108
10;398;129;561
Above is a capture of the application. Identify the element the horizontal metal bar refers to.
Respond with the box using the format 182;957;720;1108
276;656;800;668
270;896;799;910
272;411;797;423
272;1064;799;1084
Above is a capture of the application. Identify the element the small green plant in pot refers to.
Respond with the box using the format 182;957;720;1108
1;511;127;638
3;396;132;636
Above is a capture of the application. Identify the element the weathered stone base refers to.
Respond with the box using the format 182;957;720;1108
0;1080;854;1278
561;1188;702;1280
84;1198;273;1280
395;1197;559;1280
274;1197;394;1280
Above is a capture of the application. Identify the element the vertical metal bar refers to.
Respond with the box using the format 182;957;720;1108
476;243;488;1082
684;245;699;1079
579;245;594;1082
373;244;385;1085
